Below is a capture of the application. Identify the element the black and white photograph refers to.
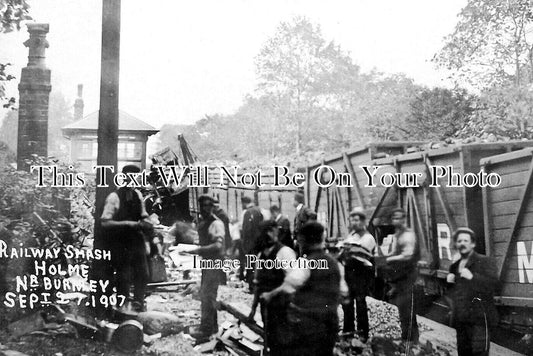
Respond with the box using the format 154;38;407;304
0;0;532;355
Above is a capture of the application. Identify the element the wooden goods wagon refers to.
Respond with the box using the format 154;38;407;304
481;148;533;330
206;167;300;223
369;141;533;280
305;142;427;242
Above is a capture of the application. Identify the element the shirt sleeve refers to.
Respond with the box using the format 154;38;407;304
101;192;119;220
283;258;311;292
136;190;149;218
398;230;416;258
208;219;225;244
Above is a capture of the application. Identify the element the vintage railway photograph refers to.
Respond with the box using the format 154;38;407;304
0;0;532;355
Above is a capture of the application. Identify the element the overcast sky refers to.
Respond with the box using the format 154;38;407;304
0;0;466;129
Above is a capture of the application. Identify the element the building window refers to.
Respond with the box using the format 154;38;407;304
118;142;139;159
92;142;98;158
81;142;90;158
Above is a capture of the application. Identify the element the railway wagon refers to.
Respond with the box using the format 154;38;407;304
305;142;426;242
481;148;533;331
206;167;299;223
367;141;533;332
369;142;533;277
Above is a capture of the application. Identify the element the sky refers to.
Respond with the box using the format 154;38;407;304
0;0;467;129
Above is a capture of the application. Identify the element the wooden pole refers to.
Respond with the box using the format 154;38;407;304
94;0;121;249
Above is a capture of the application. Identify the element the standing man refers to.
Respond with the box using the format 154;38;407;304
248;220;297;355
446;228;498;356
292;192;317;251
337;207;376;341
380;208;420;346
100;165;152;312
261;221;347;356
241;196;263;285
270;204;293;249
188;195;225;342
213;198;232;256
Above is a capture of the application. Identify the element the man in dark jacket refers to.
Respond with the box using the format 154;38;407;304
292;192;317;251
269;204;293;249
446;227;498;356
241;196;263;285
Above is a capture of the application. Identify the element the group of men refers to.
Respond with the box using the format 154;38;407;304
97;166;499;356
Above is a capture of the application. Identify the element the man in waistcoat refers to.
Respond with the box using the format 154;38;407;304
248;220;297;355
188;195;225;342
101;164;152;312
261;221;347;356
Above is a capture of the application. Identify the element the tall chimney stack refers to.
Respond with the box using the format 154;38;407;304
16;23;52;171
74;84;84;121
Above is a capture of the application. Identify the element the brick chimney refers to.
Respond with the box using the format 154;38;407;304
74;84;84;121
17;23;52;171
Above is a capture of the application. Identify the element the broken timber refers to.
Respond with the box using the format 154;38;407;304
217;301;264;337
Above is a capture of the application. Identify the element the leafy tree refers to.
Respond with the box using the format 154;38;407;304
406;87;475;141
457;85;533;139
0;0;31;108
434;0;533;88
255;16;359;155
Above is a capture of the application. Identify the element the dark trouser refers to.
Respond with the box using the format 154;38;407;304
391;279;419;343
200;269;221;335
343;295;369;337
343;265;373;337
455;322;490;356
113;242;149;304
260;301;288;356
282;308;338;356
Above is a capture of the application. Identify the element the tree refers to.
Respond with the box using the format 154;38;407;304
406;87;475;141
0;0;31;108
457;85;533;140
255;16;359;155
434;0;533;88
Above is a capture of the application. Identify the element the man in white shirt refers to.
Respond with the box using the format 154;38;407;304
337;207;376;341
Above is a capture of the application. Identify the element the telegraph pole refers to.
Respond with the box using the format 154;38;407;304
94;0;121;248
91;0;120;318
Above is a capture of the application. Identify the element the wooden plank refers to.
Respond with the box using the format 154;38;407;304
217;302;264;337
424;157;458;233
500;283;533;299
342;152;365;209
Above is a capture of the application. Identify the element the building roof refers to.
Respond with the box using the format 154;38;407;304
62;110;159;136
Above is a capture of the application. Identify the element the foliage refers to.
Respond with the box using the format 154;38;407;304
0;156;95;308
434;0;533;88
406;87;476;141
0;0;31;108
457;84;533;140
255;16;361;155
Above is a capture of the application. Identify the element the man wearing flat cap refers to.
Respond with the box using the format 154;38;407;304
337;207;376;341
101;164;152;312
188;195;225;342
446;227;498;356
292;192;317;252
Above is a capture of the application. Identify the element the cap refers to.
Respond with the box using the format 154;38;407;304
198;195;215;205
349;207;366;219
122;164;141;174
452;227;476;242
